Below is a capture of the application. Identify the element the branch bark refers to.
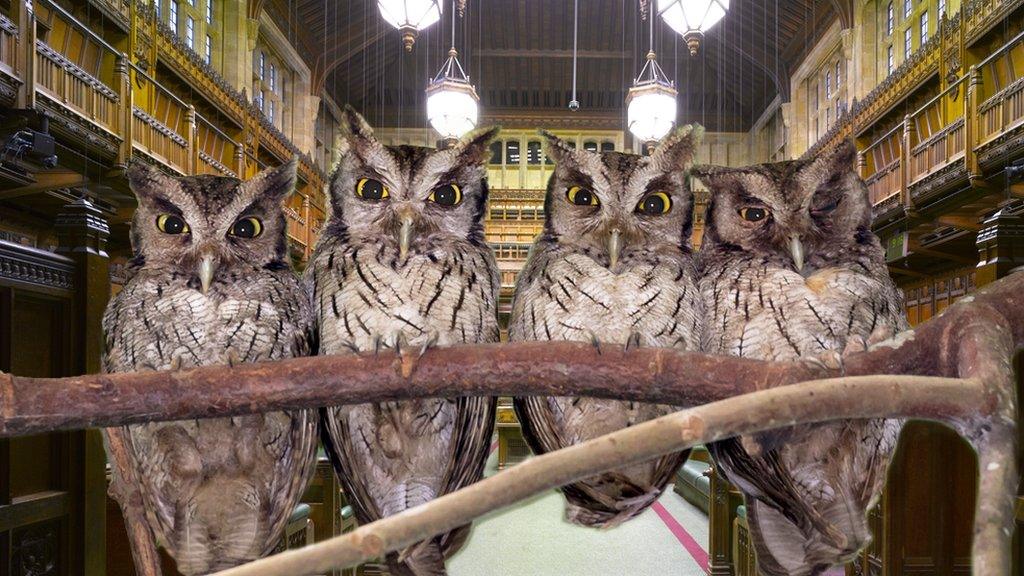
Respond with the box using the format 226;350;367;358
0;267;1021;436
0;267;1017;576
211;375;983;576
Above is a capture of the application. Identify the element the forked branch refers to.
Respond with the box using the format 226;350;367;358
0;273;1018;575
212;375;989;576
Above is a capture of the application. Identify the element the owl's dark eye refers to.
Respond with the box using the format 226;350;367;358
229;217;263;239
637;192;672;215
156;214;189;235
429;184;462;207
812;197;841;214
567;186;599;206
739;207;768;222
356;178;389;201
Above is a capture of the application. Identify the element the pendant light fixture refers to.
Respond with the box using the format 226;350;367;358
425;0;479;145
626;7;677;148
656;0;729;56
378;0;443;51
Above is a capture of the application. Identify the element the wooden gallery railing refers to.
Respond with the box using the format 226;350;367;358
857;26;1024;216
1;0;327;259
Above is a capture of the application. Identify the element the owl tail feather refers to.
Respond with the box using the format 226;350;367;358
386;539;447;576
564;487;662;529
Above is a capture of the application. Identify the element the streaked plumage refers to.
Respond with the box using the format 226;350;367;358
102;160;318;575
692;140;908;576
308;108;500;576
510;127;703;528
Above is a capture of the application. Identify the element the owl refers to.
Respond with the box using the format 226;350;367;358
691;139;908;576
101;160;318;575
509;126;703;528
308;108;500;576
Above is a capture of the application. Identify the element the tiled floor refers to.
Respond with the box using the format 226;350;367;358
448;448;710;576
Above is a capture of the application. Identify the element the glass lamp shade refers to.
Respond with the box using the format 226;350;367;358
626;84;677;144
426;81;479;140
377;0;442;50
657;0;729;55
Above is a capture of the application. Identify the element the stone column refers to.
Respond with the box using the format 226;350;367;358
54;196;111;576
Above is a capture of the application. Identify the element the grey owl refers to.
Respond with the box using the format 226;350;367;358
510;126;704;528
692;140;908;576
102;160;318;575
308;109;500;576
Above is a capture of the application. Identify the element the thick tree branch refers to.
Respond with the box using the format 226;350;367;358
0;268;1021;437
211;375;984;576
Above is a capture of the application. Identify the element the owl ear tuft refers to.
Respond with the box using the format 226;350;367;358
452;125;501;166
126;160;177;202
337;105;380;162
688;164;733;188
652;123;704;169
828;138;858;171
246;156;299;201
539;130;579;164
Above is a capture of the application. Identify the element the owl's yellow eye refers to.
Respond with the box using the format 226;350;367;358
156;214;189;235
429;184;462;206
636;192;672;215
567;186;599;206
356;178;389;200
740;207;769;222
229;217;263;239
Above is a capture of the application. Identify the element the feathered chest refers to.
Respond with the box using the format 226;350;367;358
700;260;902;360
313;241;500;350
511;252;701;349
103;271;307;371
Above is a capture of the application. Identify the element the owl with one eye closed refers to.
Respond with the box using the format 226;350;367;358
308;108;500;576
692;140;908;576
102;160;318;575
509;126;704;528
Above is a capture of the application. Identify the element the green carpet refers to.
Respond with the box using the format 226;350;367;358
447;448;710;576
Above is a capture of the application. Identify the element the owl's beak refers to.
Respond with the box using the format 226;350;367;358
788;234;805;272
398;215;414;260
198;254;216;294
608;228;622;270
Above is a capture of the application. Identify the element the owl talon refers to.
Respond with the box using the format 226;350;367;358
169;355;183;371
418;332;440;359
586;331;602;355
624;332;642;352
225;350;242;368
372;335;384;355
393;332;409;356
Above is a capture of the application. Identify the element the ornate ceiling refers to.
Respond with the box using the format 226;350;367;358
270;0;842;132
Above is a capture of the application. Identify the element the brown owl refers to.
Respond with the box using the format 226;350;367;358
308;108;500;576
102;160;318;575
692;140;908;576
509;126;703;528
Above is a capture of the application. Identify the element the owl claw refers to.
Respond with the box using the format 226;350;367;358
586;331;602;355
418;332;440;359
169;355;183;371
225;350;242;368
624;332;642;352
341;340;361;353
372;335;384;355
393;332;409;356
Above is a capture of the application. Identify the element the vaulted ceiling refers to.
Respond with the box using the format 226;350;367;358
269;0;840;132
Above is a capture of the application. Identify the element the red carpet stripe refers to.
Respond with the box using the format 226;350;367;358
651;501;709;572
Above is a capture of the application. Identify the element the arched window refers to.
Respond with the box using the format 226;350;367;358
527;141;543;165
489;141;503;165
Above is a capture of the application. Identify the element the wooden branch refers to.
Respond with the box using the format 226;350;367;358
211;375;984;576
0;268;1021;437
